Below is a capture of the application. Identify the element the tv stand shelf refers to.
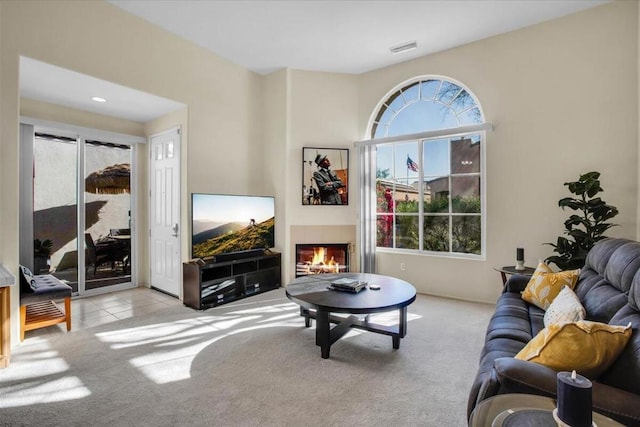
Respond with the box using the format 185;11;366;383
183;252;281;310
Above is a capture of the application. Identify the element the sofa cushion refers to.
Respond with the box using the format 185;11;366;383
522;264;580;310
484;292;543;344
575;239;640;322
603;241;640;293
598;305;640;395
20;274;72;305
515;320;632;379
575;269;630;323
543;285;585;327
630;270;640;311
583;238;633;281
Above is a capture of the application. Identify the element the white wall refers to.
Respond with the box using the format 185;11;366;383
359;1;639;303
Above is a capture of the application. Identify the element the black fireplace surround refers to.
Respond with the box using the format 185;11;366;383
295;243;349;277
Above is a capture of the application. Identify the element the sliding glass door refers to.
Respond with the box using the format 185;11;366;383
83;140;132;291
33;134;79;286
32;133;134;295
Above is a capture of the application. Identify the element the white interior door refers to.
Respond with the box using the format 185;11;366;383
150;128;181;296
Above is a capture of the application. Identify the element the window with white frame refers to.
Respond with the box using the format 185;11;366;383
367;77;486;257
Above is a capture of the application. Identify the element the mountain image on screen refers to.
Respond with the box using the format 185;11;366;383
192;222;245;245
193;217;274;258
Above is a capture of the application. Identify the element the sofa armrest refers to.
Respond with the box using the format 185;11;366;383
503;274;530;293
590;381;640;426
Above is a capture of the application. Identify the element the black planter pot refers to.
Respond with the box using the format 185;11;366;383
34;256;50;274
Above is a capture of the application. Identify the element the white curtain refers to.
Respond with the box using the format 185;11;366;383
357;144;377;273
19;123;35;269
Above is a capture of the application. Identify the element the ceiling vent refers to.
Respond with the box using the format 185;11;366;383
390;41;418;55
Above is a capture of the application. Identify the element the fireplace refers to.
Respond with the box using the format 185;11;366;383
295;243;350;277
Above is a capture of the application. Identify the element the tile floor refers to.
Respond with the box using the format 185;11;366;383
24;286;181;340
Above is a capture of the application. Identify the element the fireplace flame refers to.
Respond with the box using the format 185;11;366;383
327;256;339;272
298;247;342;275
296;244;349;276
311;247;326;265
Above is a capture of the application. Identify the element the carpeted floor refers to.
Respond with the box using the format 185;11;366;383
0;288;494;427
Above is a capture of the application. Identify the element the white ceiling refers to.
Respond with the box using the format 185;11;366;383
20;0;609;123
109;0;609;75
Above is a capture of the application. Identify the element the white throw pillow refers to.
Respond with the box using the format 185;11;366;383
543;285;586;327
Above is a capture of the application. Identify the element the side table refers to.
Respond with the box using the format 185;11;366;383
494;265;535;286
469;394;624;426
0;264;16;368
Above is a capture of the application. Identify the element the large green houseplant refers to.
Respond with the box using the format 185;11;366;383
546;171;618;270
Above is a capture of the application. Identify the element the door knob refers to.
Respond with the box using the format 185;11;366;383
172;223;179;237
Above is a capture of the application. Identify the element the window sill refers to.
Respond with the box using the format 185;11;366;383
376;247;485;261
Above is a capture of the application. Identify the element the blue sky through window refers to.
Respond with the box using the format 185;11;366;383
373;79;482;140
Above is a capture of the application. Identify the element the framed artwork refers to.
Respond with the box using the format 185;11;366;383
302;147;349;205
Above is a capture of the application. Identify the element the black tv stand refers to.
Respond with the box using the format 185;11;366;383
214;249;265;263
183;252;281;310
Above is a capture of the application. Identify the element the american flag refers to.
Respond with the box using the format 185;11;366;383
406;156;419;172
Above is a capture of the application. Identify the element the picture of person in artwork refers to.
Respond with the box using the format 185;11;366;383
313;154;344;205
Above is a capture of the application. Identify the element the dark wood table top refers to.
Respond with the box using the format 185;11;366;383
286;273;416;315
494;265;536;276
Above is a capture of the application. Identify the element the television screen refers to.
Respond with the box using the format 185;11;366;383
191;193;275;259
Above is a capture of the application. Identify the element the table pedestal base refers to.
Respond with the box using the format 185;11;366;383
300;306;408;359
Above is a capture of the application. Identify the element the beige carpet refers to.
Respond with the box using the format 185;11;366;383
0;288;494;427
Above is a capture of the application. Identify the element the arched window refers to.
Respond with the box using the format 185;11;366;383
371;78;482;138
359;77;488;264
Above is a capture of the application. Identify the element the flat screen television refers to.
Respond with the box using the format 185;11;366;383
191;193;275;259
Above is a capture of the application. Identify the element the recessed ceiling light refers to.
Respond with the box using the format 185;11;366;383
91;96;107;103
390;41;418;55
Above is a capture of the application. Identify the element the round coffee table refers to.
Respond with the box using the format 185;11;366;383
286;273;416;359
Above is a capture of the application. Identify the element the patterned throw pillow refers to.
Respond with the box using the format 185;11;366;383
543;285;585;327
515;321;632;378
19;265;36;293
521;262;580;310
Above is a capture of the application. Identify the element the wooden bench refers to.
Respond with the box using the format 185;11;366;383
19;267;72;341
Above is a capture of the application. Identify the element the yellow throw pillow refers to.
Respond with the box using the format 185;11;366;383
515;321;632;378
521;263;580;310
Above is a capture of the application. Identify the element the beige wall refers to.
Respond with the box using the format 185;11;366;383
1;1;264;346
360;1;639;303
263;69;359;281
285;70;360;279
262;69;290;277
638;0;640;240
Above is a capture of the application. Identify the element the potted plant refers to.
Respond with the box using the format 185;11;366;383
34;238;53;274
546;171;618;270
